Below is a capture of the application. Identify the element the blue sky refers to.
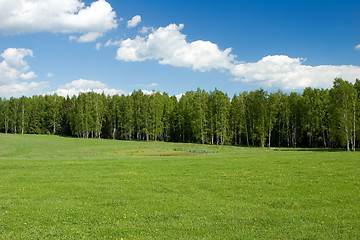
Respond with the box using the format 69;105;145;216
0;0;359;98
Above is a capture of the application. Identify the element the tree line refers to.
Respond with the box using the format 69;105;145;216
0;78;359;151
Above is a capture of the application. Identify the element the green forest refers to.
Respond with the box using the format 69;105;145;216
1;78;359;151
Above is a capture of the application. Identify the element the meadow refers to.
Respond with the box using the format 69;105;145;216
0;134;359;239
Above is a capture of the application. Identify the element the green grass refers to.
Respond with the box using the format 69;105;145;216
0;134;359;239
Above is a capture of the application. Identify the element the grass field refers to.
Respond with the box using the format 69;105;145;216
0;134;359;239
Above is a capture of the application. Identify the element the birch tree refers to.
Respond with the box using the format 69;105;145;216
330;78;357;151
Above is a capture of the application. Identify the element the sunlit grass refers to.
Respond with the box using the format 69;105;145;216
0;134;359;239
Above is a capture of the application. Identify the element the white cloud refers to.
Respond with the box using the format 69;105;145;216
127;15;141;28
0;81;49;98
0;48;47;98
131;82;159;88
77;32;104;43
62;79;107;89
116;24;236;72
20;71;37;80
139;26;153;34
54;79;128;97
96;42;102;50
355;44;360;50
141;90;155;95
0;0;118;42
230;55;360;90
105;39;122;47
69;35;78;41
0;48;36;84
46;72;54;77
114;23;360;91
175;93;184;101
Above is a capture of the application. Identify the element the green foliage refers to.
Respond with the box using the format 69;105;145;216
0;78;359;150
329;78;358;151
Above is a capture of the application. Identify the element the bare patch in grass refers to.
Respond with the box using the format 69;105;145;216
136;151;193;157
113;148;215;157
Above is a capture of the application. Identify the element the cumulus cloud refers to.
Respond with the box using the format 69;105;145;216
62;79;107;89
0;81;49;99
114;23;360;91
54;79;128;97
0;0;118;42
0;48;36;83
116;24;236;72
0;48;49;98
355;44;360;50
230;55;360;90
127;15;141;28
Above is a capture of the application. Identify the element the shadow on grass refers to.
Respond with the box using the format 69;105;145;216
50;135;352;153
271;147;347;152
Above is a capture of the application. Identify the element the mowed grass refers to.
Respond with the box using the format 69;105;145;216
0;134;359;239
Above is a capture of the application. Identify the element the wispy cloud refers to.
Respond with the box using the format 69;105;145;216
46;72;54;78
105;39;122;47
139;26;154;34
130;82;159;88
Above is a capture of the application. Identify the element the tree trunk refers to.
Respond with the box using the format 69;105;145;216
53;96;57;135
344;113;350;151
251;119;255;146
268;111;272;148
268;128;271;149
238;117;242;145
21;101;24;135
53;113;56;135
5;114;8;134
113;124;116;140
291;114;297;148
244;116;249;147
292;125;297;148
201;115;204;144
278;119;281;147
261;116;265;148
353;101;356;151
